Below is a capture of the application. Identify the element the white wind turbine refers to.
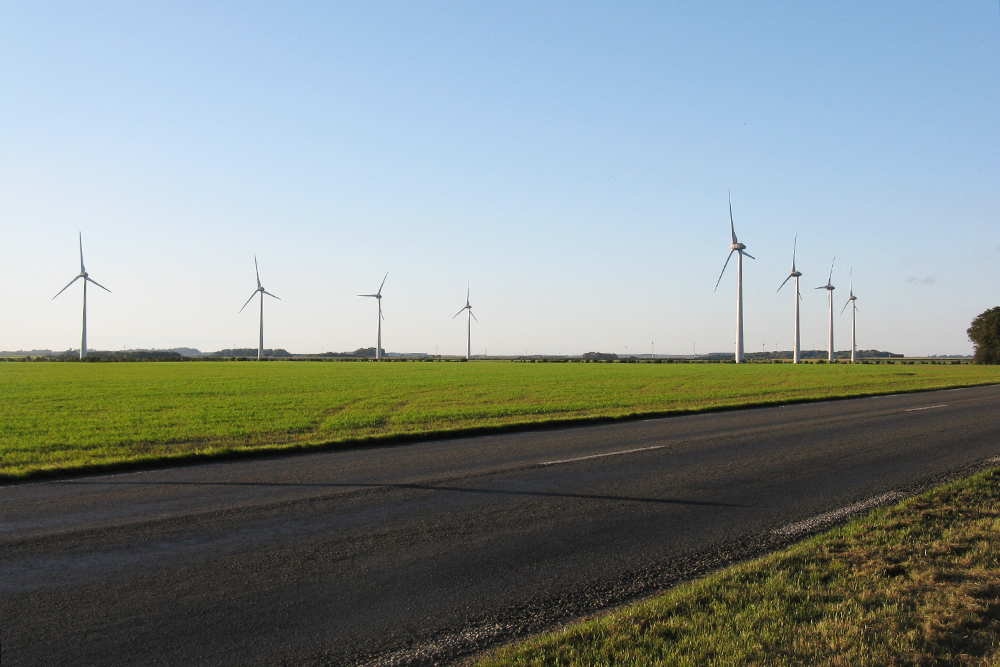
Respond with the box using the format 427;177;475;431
453;283;478;360
714;191;755;363
841;269;858;363
777;233;803;364
53;232;112;360
358;273;387;360
816;258;836;362
239;256;280;361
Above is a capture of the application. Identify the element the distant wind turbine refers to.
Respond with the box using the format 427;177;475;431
841;269;858;363
52;232;111;360
714;191;755;363
239;256;280;361
358;273;387;360
453;283;478;360
777;233;803;364
816;258;836;362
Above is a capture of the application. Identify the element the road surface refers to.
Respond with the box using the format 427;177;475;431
2;384;999;666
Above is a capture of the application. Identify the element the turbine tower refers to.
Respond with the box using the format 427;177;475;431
816;258;836;362
453;283;478;360
53;232;112;360
841;269;858;363
358;273;387;360
777;233;802;364
239;256;280;361
714;191;755;363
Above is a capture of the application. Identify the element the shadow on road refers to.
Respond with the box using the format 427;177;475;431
55;478;753;508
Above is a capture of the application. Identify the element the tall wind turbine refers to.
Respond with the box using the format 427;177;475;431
816;258;836;362
239;256;280;361
714;191;755;363
841;269;858;363
53;232;111;360
453;283;478;360
358;273;387;360
777;233;802;364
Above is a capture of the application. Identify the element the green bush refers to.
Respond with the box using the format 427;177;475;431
968;306;1000;364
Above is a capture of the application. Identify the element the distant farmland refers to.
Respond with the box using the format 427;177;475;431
2;361;999;479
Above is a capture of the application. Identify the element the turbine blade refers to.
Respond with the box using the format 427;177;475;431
714;250;735;292
828;257;835;284
791;232;797;271
377;272;387;297
777;274;792;293
470;310;478;322
52;275;81;300
85;276;112;293
239;292;257;313
263;290;280;300
357;294;377;298
255;256;261;289
453;307;466;319
728;191;737;244
742;251;755;260
78;232;85;273
841;300;850;315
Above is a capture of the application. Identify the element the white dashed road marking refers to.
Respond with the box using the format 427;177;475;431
539;445;666;466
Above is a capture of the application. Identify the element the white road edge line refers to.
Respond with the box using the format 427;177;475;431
773;492;906;537
539;445;667;466
904;404;948;412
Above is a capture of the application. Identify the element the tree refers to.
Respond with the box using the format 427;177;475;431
968;306;1000;364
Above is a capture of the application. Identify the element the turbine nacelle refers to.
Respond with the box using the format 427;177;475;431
842;271;859;315
239;258;280;313
53;233;112;300
358;272;388;301
816;257;836;292
777;233;802;294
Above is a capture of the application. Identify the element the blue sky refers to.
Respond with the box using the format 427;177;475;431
1;2;998;356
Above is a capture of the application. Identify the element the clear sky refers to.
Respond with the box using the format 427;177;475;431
1;2;998;356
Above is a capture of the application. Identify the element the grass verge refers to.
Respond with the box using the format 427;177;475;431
3;361;1000;480
477;467;1000;666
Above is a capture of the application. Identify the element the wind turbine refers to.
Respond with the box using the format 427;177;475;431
841;269;858;363
358;273;387;360
777;233;802;364
816;258;836;362
714;191;755;363
53;232;111;360
239;256;280;361
453;283;478;360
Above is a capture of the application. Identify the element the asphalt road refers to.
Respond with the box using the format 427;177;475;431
3;385;1000;666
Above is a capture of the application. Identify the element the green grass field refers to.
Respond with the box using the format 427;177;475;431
477;467;1000;667
2;360;999;480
